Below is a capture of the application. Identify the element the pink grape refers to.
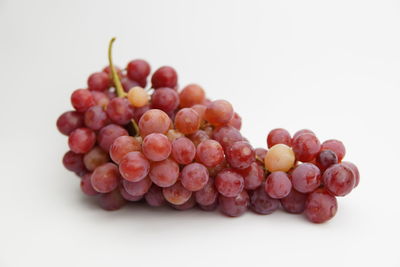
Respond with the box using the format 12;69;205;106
106;98;134;125
119;151;150;182
84;105;109;130
149;158;180;187
87;72;110;91
265;171;292;199
171;195;196;210
321;139;346;162
195;178;218;206
119;186;144;202
151;66;178;89
219;190;249;217
97;124;128;151
91;91;110;107
109;136;141;164
142;133;172;162
226;141;255;169
174;108;201;135
196;139;224;167
215;169;244;197
145;185;166;207
280;189;307;214
250;184;280;215
71;89;95;112
305;188;337;223
227;112;242;130
291;163;321;193
132;104;150;122
91;163;119;193
68;128;96;154
342;161;360;188
179;84;205;108
83;146;110;171
121;76;140;92
126;59;151;87
138;109;171;137
212;126;243;150
199;201;218;211
267;128;291;148
151;87;180;113
57;111;84;135
189;130;210;147
204;100;234;126
191;104;207;122
171;137;196;164
292;133;321;162
316;150;338;172
163;181;192;205
122;176;152;196
181;163;209;191
62;151;86;174
98;189;126;211
236;162;264;190
323;163;355;196
292;129;315;142
80;173;98;196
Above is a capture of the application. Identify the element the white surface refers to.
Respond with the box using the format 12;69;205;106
0;0;399;266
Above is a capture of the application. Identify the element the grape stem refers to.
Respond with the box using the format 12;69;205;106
108;37;127;98
107;37;140;137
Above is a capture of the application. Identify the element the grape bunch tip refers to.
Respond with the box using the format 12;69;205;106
57;38;360;224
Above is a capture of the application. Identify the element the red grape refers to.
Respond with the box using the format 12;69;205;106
196;140;224;167
305;188;337;223
255;148;268;162
68;128;96;154
109;136;141;164
122;176;152;196
149;158;180;187
292;133;321;162
119;151;150;182
265;171;292;199
226;141;255;169
98;189;126;211
174;108;200;135
215;169;244;197
121;75;140;92
63;151;86;174
163;181;192;205
80;173;98;196
126;59;150;87
250;184;280;215
189;130;210;146
145;185;166;207
316;150;338;172
204;100;234;126
84;105;109;130
199;201;218;211
83;146;110;171
191;104;207;122
321;139;346;162
342;161;360;188
91;91;110;107
91;163;119;193
106;97;134;125
71;89;95;113
219;190;249;217
227;112;242;130
267;128;291;148
236;162;264;190
179;84;205;108
181;163;209;191
171;137;196;164
194;177;218;206
292;129;315;142
280;189;307;214
138;109;171;137
151;66;178;89
142;133;172;162
212;126;243;150
291;163;321;193
171;195;196;210
57;111;84;135
323;163;355;196
151;87;180;113
97;124;128;151
132;104;150;122
87;72;110;91
119;185;143;201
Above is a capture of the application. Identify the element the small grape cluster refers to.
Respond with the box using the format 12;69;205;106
57;38;359;223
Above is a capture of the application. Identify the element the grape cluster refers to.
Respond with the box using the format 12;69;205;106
57;38;359;223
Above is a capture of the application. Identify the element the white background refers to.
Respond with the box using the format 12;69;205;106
0;0;399;266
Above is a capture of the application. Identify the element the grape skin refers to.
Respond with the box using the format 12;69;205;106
305;188;337;223
171;137;196;165
68;128;96;154
57;111;84;135
97;124;128;152
215;169;244;198
151;87;180;113
109;136;142;164
138;109;171;137
280;189;307;214
219;190;249;217
98;189;126;211
196;140;224;167
226;141;255;170
91;163;120;193
250;184;280;215
84;105;109;130
122;176;152;197
291;163;321;193
180;163;209;192
267;128;291;148
204;100;234;126
321;139;346;162
145;185;166;207
149;158;180;187
83;146;110;171
179;84;205;108
63;151;86;174
163;181;192;205
265;171;292;199
195;177;218;206
174;108;201;135
119;151;150;182
323;163;355;196
71;89;95;112
142;133;172;162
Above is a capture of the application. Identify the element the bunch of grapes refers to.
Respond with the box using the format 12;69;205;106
56;38;359;223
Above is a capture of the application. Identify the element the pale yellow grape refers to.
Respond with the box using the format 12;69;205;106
264;144;295;172
128;86;149;107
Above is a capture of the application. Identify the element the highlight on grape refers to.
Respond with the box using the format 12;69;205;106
57;38;360;223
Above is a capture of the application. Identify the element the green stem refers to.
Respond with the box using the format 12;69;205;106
108;37;126;98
